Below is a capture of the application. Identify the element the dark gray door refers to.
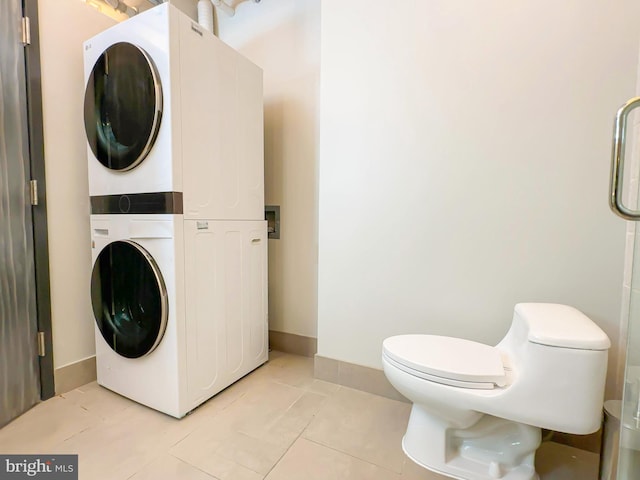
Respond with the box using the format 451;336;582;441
0;0;42;427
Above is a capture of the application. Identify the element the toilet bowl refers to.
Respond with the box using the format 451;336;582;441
382;303;610;480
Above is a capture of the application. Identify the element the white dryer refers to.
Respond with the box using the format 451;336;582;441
83;3;264;220
90;213;268;418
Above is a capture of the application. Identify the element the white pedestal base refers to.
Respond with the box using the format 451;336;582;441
403;404;541;480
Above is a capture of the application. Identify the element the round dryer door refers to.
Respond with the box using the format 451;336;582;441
84;42;163;171
91;240;168;358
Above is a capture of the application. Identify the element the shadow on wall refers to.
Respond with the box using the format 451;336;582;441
215;0;321;340
262;96;319;339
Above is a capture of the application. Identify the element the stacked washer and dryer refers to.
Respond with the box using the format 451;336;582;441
83;3;267;418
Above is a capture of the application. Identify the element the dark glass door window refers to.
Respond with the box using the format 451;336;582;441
84;42;162;171
91;241;168;358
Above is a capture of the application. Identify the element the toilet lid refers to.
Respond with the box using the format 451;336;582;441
383;335;507;387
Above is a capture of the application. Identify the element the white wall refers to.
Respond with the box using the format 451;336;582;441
38;0;115;369
217;0;320;339
38;0;637;398
317;0;640;397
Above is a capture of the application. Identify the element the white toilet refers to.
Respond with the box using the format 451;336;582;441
382;303;610;480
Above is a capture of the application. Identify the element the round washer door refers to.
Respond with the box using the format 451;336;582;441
91;240;168;358
84;42;163;171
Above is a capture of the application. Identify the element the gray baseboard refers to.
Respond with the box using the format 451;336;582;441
314;354;408;402
54;356;96;395
269;330;317;358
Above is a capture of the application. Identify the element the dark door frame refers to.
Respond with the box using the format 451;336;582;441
22;0;54;400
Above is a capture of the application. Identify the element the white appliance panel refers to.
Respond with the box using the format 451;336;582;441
177;12;264;220
85;3;267;418
184;220;268;407
84;4;264;221
90;214;186;417
84;6;182;196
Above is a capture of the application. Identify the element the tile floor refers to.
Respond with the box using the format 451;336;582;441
0;352;599;480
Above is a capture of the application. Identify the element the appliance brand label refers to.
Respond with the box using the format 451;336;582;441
197;221;209;230
0;455;78;479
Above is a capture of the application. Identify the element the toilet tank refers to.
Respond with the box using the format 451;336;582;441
514;303;610;350
495;303;611;434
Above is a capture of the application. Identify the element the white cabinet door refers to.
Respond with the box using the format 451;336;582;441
184;220;268;407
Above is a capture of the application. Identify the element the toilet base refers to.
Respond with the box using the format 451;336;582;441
403;404;541;480
403;442;539;480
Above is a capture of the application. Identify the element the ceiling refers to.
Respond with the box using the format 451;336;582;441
82;0;160;21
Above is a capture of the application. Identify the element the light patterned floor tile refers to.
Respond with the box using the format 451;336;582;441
51;401;198;480
219;377;309;430
265;438;399;480
60;382;138;422
0;396;101;454
0;351;601;480
262;354;341;396
303;386;411;473
129;453;219;480
186;377;252;420
170;380;321;476
222;379;327;448
170;430;265;480
536;441;599;480
398;458;451;480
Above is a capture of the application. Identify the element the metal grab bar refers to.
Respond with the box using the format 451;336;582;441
610;97;640;220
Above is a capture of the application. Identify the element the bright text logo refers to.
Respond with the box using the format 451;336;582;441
0;456;77;479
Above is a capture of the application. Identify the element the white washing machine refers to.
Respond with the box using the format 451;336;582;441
83;3;264;220
90;213;268;418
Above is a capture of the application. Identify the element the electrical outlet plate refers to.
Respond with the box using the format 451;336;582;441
265;205;280;239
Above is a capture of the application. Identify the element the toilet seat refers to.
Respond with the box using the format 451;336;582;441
383;335;507;389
